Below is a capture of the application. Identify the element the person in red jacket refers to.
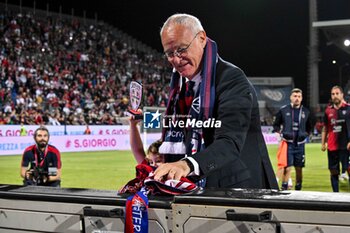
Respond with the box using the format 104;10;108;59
321;86;350;192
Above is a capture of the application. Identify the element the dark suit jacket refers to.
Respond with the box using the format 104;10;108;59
273;104;312;143
191;58;278;189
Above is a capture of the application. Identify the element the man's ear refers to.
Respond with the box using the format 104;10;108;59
198;31;207;48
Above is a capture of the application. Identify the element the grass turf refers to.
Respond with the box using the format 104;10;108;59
0;143;349;192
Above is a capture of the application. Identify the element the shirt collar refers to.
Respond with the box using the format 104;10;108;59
185;73;201;93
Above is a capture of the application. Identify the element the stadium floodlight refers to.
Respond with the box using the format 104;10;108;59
344;39;350;47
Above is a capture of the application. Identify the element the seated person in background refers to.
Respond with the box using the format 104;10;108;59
20;126;62;187
129;112;164;167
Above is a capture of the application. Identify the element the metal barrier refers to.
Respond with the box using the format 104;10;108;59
1;184;350;233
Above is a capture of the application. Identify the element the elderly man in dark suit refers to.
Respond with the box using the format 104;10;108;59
154;13;278;189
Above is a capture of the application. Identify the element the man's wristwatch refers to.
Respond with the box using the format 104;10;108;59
184;158;194;173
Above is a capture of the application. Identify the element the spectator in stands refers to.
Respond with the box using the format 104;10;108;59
0;111;5;124
34;109;44;125
48;112;61;125
20;126;62;187
129;111;164;167
273;88;312;190
153;13;277;189
321;86;350;192
84;124;91;135
1;10;170;126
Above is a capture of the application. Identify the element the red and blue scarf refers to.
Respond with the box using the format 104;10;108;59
120;163;200;233
124;187;149;233
160;38;218;157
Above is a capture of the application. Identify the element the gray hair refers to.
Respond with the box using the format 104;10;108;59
160;13;204;36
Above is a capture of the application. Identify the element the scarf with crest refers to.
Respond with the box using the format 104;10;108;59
120;162;200;233
159;38;218;158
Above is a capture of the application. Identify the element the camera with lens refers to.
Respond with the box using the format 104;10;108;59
26;162;57;186
31;166;48;185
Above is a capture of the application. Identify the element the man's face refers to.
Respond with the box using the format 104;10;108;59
290;92;302;107
161;25;206;79
331;88;344;105
35;130;49;148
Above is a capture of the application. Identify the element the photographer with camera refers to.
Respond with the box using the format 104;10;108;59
20;126;62;187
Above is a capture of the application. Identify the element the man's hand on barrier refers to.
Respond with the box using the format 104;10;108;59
154;160;190;181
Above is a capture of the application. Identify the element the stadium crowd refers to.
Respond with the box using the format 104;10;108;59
1;8;349;128
0;10;171;125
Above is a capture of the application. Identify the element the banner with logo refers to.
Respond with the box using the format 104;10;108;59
261;126;274;134
263;133;279;145
0;124;278;156
0;134;130;156
142;109;278;145
0;125;129;137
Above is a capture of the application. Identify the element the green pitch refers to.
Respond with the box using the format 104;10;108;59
0;151;137;191
0;144;349;192
269;143;350;192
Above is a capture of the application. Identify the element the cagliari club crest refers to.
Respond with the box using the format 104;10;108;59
127;81;143;119
191;96;200;114
129;81;142;111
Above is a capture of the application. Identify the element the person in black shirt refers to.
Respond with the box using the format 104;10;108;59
153;13;277;189
20;126;62;187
